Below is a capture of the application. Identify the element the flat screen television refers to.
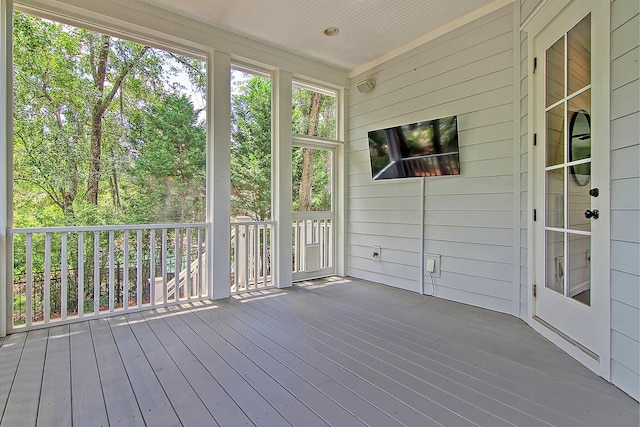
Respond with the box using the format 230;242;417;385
367;115;460;180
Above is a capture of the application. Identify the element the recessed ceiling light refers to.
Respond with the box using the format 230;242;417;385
323;27;340;37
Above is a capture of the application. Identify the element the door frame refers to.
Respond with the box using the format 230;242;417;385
523;0;611;379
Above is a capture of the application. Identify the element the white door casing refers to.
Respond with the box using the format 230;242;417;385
525;0;611;379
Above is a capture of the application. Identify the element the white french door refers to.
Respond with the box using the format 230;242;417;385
532;0;610;376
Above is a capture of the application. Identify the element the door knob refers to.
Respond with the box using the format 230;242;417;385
584;209;599;219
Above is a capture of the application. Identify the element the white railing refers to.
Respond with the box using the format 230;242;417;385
10;223;209;331
292;212;333;275
230;221;275;294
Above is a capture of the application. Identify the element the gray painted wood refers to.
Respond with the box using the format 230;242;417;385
1;330;47;426
89;318;145;427
69;321;109;427
138;307;252;426
124;311;219;426
0;332;27;421
107;315;182;426
155;303;291;426
37;325;71;427
0;280;637;426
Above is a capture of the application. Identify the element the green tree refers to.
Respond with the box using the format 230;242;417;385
128;94;206;223
230;75;272;221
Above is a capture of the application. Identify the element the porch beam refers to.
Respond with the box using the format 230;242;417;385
273;70;293;288
207;50;231;299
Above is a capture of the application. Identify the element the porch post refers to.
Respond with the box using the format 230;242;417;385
0;0;12;337
207;50;231;299
273;70;293;288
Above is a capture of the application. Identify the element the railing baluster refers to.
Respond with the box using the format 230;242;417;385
25;234;33;327
109;230;115;312
253;224;259;288
150;229;156;306
244;225;250;291
186;227;192;299
94;231;100;315
197;227;203;297
123;230;129;310
61;232;68;320
262;225;267;287
44;233;51;323
78;232;84;317
162;228;168;304
174;227;180;301
137;230;142;308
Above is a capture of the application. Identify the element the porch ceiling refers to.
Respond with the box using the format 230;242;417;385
135;0;501;74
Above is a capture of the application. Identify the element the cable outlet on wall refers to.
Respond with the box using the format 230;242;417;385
371;245;381;262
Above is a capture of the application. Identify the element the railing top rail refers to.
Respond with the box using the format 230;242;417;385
292;211;333;220
11;222;211;234
230;221;276;226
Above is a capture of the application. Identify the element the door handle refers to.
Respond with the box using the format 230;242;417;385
584;209;599;219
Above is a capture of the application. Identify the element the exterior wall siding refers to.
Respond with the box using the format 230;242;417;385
346;5;517;313
609;0;639;401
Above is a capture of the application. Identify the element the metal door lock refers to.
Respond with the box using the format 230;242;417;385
584;209;599;219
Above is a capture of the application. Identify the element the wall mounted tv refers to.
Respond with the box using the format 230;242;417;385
368;115;460;180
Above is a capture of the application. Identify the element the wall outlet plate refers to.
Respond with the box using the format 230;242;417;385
371;245;381;261
424;253;441;277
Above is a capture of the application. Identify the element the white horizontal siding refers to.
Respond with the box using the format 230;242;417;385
610;0;640;401
346;5;517;313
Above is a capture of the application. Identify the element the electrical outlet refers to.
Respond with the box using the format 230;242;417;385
426;258;435;273
371;245;381;261
424;253;441;277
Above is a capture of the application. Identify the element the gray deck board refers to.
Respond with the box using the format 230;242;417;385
1;329;47;426
89;318;145;427
124;311;219;426
0;332;27;422
158;303;291;426
138;308;253;427
107;315;182;427
37;325;71;427
0;277;637;427
187;302;367;427
205;300;403;427
69;321;109;427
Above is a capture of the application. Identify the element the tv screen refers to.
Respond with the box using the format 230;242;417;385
368;115;460;180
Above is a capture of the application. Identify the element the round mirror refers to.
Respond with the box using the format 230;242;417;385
569;110;591;186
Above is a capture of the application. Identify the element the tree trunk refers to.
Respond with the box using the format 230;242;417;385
298;92;322;211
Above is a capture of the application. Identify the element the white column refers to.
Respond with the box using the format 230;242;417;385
207;50;231;299
0;0;13;337
335;87;346;276
272;70;293;288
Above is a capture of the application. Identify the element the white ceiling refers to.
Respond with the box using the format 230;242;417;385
136;0;502;74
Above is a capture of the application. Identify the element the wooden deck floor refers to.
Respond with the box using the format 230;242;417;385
0;277;637;426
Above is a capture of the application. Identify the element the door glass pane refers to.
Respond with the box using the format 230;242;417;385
568;14;591;95
546;104;564;167
546;168;565;228
568;89;591;163
546;36;565;107
293;147;332;212
568;233;591;306
568;168;591;232
545;230;565;294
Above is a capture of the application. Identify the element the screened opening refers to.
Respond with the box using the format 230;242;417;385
292;82;337;140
